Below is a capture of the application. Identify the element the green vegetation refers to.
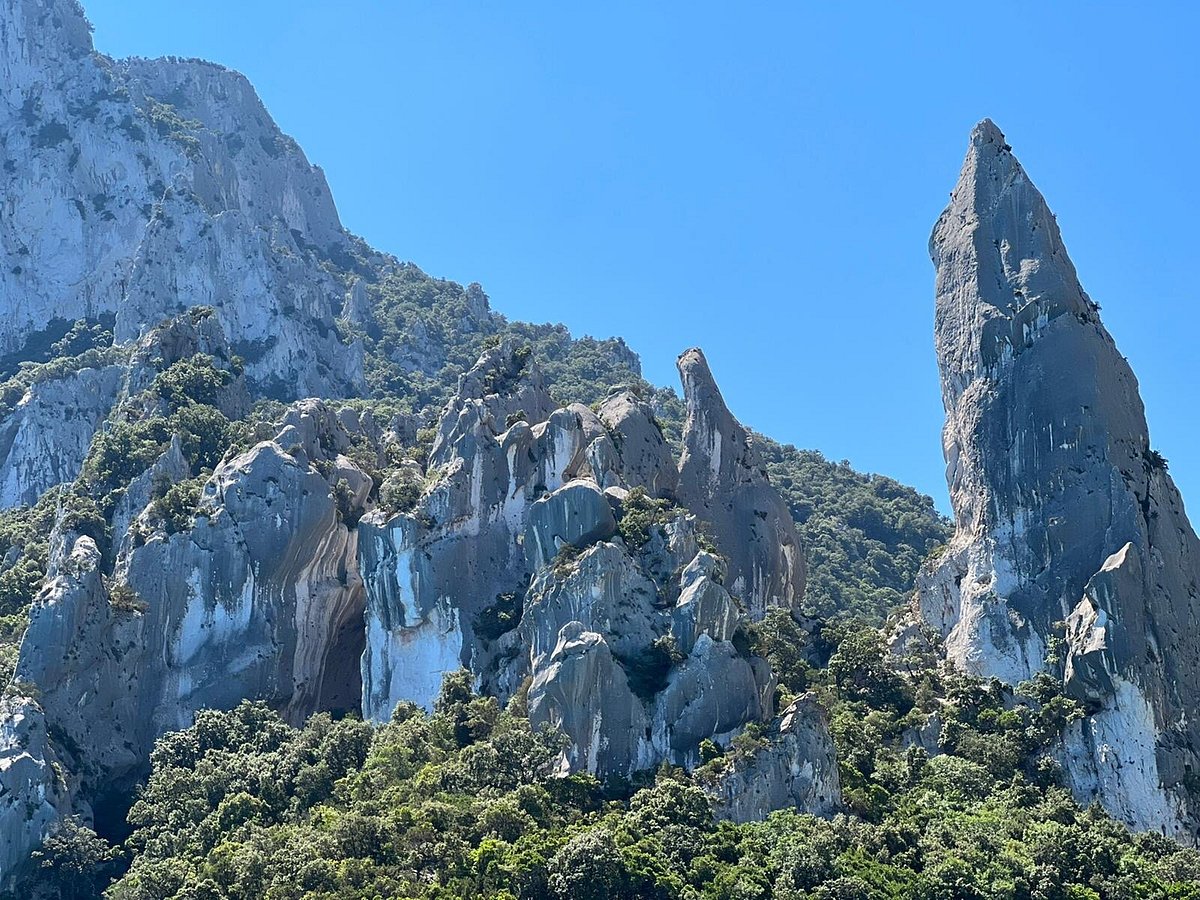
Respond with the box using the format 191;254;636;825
143;99;202;156
21;649;1199;900
616;486;680;550
84;354;245;507
352;266;643;414
148;476;208;535
756;439;950;623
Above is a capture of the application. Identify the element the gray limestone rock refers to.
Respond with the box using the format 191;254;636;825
13;432;368;821
524;480;617;570
527;622;651;778
707;695;842;823
653;634;769;762
596;389;678;498
675;348;806;620
0;0;360;398
671;574;740;655
521;541;660;670
917;119;1200;838
0;695;68;889
360;350;612;717
0;363;124;507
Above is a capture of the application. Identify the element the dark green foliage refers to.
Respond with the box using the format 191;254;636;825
148;476;207;535
151;355;233;409
378;469;422;514
0;489;61;618
64;665;1199;900
143;99;201;156
355;265;643;414
616;635;685;701
107;581;147;615
616;486;678;550
745;608;817;700
332;478;363;527
85;406;238;501
476;591;523;642
757;438;951;623
0;336;123;419
48;317;115;360
1148;448;1170;471
27;817;124;900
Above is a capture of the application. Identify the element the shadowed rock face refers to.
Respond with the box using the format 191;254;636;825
676;348;806;620
918;119;1200;838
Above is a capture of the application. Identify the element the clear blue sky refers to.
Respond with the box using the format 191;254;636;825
83;1;1199;513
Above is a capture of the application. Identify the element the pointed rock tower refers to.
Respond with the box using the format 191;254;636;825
919;119;1200;838
676;348;805;620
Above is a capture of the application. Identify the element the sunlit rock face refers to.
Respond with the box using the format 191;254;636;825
918;119;1200;838
706;695;841;824
0;1;842;881
359;343;828;786
4;402;371;879
675;348;806;620
0;0;361;396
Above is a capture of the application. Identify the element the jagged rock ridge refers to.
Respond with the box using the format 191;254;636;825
917;119;1200;838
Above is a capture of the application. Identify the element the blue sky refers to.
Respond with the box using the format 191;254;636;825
83;1;1199;513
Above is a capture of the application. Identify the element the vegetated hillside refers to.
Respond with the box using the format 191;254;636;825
27;629;1199;899
757;439;950;623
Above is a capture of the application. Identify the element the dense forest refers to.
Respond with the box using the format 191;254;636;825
24;626;1200;899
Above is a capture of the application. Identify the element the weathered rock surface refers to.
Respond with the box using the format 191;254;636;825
595;389;678;498
0;363;123;506
676;348;805;619
0;0;360;399
707;695;842;823
361;344;828;787
917;119;1200;838
0;1;843;880
12;405;370;845
0;695;68;882
524;480;617;570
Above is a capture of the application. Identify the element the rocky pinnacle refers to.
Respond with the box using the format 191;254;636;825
918;119;1200;838
676;348;805;620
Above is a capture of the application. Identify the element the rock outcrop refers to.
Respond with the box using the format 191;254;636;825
0;0;361;469
676;348;805;619
0;1;840;882
707;695;841;823
917;119;1200;838
0;696;68;880
360;343;825;784
5;402;370;878
0;363;123;506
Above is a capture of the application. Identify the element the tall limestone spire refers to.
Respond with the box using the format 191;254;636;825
919;119;1200;838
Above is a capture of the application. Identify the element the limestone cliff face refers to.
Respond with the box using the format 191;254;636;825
0;2;840;880
359;343;828;783
0;364;123;506
0;0;360;397
918;119;1200;838
706;695;841;823
0;401;371;873
0;697;67;880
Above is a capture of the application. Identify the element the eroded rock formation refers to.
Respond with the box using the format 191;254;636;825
918;119;1200;838
1;400;372;872
676;348;805;620
359;343;829;784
